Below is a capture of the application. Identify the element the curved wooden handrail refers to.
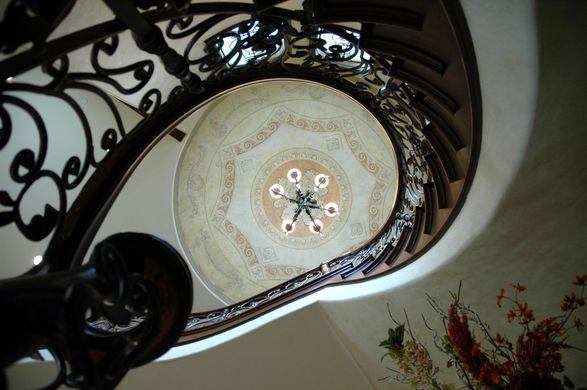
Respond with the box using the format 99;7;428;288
0;0;481;346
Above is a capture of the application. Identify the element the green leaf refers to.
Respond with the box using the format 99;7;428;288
442;335;454;353
381;324;404;350
397;325;405;343
446;360;453;368
379;340;390;348
564;376;576;389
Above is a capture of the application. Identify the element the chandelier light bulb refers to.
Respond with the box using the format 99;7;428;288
314;174;329;188
324;202;339;217
287;168;302;183
269;184;285;199
281;219;296;234
309;219;323;235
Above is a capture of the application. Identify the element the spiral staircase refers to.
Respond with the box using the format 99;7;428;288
2;0;586;389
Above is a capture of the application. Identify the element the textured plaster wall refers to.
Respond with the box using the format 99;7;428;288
317;1;587;388
0;71;145;279
7;305;372;390
90;106;227;312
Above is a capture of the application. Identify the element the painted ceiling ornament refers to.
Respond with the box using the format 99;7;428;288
269;168;339;236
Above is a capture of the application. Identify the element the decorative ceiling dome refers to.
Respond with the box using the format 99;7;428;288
175;80;399;302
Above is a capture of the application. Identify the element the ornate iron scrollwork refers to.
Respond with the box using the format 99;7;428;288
0;0;441;376
0;233;193;389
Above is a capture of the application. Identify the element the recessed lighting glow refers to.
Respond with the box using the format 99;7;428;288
33;255;43;265
5;76;14;84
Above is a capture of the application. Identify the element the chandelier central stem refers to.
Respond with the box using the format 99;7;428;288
269;168;339;236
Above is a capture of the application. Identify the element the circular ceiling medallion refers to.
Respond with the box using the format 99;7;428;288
174;79;399;302
252;148;351;248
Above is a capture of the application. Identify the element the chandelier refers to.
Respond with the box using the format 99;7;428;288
269;168;339;236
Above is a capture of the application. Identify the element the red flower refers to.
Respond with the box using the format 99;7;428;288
471;340;481;356
382;278;587;390
561;293;577;311
512;317;566;380
506;303;535;324
498;360;514;376
574;274;587;286
478;362;502;385
574;317;584;332
511;283;527;292
517;303;534;324
447;302;490;378
507;309;516;323
495;332;513;350
496;288;505;308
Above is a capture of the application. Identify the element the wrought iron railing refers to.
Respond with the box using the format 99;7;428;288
0;0;480;387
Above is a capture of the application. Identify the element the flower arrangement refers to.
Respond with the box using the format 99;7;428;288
380;275;587;389
379;308;454;390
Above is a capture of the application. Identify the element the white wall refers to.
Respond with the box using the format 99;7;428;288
0;69;227;310
8;305;372;390
89;103;227;312
0;70;137;278
318;1;587;388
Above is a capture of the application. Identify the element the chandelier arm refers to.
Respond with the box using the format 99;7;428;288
304;207;319;230
308;182;324;198
283;194;298;203
291;205;303;223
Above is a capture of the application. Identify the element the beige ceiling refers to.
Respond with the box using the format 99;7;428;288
174;80;398;302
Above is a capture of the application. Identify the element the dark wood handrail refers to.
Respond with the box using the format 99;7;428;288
0;0;481;348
